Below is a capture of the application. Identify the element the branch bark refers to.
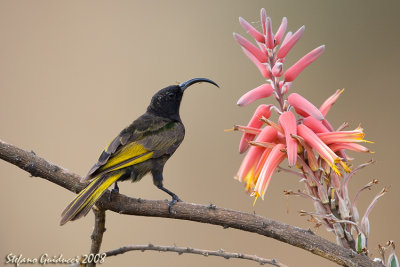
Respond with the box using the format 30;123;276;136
0;139;384;267
87;208;106;267
104;244;287;266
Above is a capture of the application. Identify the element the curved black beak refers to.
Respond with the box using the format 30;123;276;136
179;78;219;92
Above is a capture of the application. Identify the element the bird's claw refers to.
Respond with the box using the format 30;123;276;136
168;194;182;213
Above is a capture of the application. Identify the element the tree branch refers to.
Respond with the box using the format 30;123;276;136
104;244;287;266
0;139;384;267
87;208;106;267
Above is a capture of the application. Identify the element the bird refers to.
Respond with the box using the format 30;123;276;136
60;78;218;225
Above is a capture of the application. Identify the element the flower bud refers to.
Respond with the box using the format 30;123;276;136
277;26;305;59
234;33;268;63
272;62;284;77
274;17;287;46
239;17;265;43
284;45;325;82
387;251;399;267
356;232;367;253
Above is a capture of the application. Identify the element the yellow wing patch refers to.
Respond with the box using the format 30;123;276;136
108;151;154;172
101;142;149;171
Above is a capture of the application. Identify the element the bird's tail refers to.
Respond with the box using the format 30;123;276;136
60;171;124;225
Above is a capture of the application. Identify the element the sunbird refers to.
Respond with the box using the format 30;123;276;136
60;78;218;225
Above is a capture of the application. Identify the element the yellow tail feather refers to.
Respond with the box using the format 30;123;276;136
60;171;124;225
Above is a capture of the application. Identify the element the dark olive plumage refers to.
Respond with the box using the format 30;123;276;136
60;78;218;225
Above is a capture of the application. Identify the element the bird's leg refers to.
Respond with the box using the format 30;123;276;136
109;182;119;201
152;171;182;212
158;185;182;213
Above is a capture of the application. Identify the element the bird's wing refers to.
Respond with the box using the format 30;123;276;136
81;114;182;182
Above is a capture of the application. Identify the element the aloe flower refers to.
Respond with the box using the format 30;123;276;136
288;93;324;120
284;45;325;82
235;126;277;189
297;124;348;175
278;111;297;166
237;84;274;107
229;8;389;256
238;104;272;153
317;126;371;144
253;143;286;199
320;89;345;116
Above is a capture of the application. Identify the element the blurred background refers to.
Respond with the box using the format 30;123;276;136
1;1;399;266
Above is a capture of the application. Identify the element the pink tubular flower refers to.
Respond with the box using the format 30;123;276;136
233;33;268;63
297;124;346;175
265;17;274;49
280;31;292;47
288;93;324;120
277;26;305;59
260;8;267;35
253;143;286;199
317;126;371;145
240;48;271;79
278;111;298;166
236;126;278;185
237;84;274;106
250;147;272;191
329;143;371;153
303;116;329;133
239;17;265;43
284;45;325;82
320;89;345;116
274;17;287;46
239;104;272;153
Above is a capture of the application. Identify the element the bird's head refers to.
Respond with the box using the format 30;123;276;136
147;78;219;121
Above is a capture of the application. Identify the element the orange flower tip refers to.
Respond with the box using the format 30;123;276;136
224;128;234;132
340;161;352;173
331;165;342;177
252;191;261;206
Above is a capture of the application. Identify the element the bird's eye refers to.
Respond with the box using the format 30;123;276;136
167;92;175;99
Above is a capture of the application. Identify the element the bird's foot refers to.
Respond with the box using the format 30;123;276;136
168;194;182;213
